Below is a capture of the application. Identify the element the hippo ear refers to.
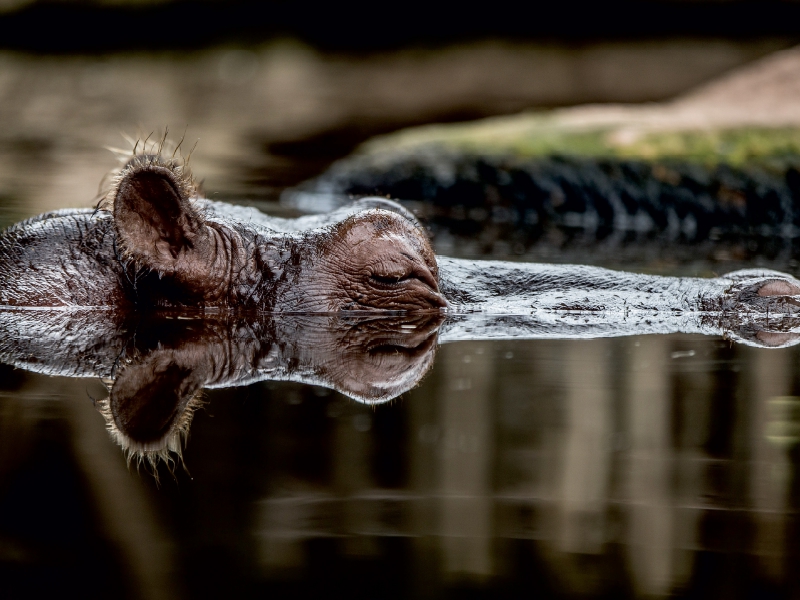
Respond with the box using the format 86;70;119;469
112;159;204;271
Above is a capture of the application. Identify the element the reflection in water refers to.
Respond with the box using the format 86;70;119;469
4;38;800;600
3;168;800;594
0;310;442;463
2;306;800;462
3;308;800;595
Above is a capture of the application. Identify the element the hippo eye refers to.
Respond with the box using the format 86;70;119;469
370;273;413;286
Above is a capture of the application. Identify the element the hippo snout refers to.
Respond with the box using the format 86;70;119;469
303;209;447;313
343;210;447;312
363;249;447;311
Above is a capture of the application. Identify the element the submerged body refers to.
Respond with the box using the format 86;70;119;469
1;153;800;322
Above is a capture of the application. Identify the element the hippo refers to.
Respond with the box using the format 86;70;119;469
0;153;446;312
3;151;800;324
4;149;800;468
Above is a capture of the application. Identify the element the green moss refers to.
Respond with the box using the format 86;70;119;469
614;128;800;164
363;116;800;166
463;128;613;158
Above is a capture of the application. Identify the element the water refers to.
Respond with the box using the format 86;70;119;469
3;327;800;598
2;49;800;600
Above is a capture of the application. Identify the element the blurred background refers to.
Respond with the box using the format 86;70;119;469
2;1;800;598
0;0;799;221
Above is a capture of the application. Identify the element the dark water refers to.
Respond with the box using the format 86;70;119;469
4;329;800;599
3;50;800;600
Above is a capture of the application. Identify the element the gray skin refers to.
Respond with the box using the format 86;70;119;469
0;155;444;312
1;153;800;327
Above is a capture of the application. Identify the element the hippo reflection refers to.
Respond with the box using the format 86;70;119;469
1;306;800;464
0;309;442;462
3;152;800;317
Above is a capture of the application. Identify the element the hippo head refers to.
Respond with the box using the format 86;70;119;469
108;154;447;312
274;209;447;312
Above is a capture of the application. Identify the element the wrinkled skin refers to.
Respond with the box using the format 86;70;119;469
0;155;446;312
1;153;800;321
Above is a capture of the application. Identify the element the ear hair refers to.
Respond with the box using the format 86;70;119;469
94;391;205;483
99;152;199;214
108;153;206;271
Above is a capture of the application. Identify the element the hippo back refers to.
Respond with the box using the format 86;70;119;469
0;209;125;307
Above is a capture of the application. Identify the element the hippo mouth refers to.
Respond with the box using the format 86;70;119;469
340;275;446;312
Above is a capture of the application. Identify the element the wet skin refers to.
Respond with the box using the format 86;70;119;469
0;155;446;312
1;153;800;321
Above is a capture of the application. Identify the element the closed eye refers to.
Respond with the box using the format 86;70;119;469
370;273;414;285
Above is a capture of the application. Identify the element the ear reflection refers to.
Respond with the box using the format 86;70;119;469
96;353;206;467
